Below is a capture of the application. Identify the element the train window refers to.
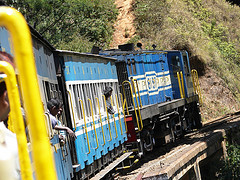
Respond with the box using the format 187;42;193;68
72;84;80;120
86;84;91;117
68;85;77;124
183;55;190;74
132;59;137;75
44;81;51;101
171;56;181;74
89;83;96;115
101;83;106;112
127;59;132;75
79;84;84;117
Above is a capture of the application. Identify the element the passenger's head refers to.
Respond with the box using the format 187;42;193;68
103;86;113;98
47;98;62;116
0;51;14;121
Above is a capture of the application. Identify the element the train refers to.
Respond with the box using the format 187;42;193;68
0;6;202;180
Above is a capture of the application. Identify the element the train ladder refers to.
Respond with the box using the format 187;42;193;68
191;69;203;105
122;80;143;132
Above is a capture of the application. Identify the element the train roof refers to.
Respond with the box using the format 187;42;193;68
100;49;188;56
29;25;56;51
55;49;117;61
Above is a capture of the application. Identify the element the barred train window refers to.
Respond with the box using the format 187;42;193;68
171;56;181;76
127;59;132;75
132;59;137;75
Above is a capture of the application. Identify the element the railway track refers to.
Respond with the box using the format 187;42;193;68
115;111;240;180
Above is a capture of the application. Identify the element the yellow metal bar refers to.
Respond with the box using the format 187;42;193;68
88;99;99;149
132;79;143;131
0;62;33;180
120;94;127;133
79;100;90;154
180;71;185;98
121;82;129;115
115;94;123;135
177;72;183;99
122;100;128;133
0;7;57;180
95;97;106;146
110;96;118;138
191;69;203;105
133;79;142;108
67;91;77;131
102;95;112;141
44;113;54;139
122;81;141;132
191;70;197;94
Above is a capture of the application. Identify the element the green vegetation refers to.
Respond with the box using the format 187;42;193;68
6;0;118;52
219;140;240;179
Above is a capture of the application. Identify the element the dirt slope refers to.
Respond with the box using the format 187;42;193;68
110;0;136;48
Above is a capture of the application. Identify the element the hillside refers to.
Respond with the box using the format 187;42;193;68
110;0;240;121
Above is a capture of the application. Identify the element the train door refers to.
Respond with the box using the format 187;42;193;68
161;53;173;101
181;51;194;97
153;53;163;103
135;54;149;106
43;81;74;179
167;52;182;99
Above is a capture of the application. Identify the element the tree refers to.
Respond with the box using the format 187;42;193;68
5;0;118;52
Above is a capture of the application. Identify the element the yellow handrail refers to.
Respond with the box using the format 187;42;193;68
44;113;54;139
133;79;142;108
177;72;184;99
79;100;90;154
121;82;130;115
0;62;33;180
180;71;185;98
88;99;99;149
67;91;77;131
122;80;141;132
95;97;106;146
132;79;143;131
0;7;57;180
120;93;127;133
102;95;112;141
110;96;118;138
115;94;123;135
191;69;203;105
191;72;197;94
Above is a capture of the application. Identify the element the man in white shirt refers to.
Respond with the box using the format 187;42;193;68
0;51;21;180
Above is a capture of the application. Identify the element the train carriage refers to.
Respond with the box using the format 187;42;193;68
0;25;74;180
54;50;128;179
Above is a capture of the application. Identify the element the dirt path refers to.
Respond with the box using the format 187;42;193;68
110;0;136;48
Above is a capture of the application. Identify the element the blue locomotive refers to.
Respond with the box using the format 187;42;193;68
100;43;202;153
0;12;202;180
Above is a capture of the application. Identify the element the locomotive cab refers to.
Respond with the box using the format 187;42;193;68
166;50;194;99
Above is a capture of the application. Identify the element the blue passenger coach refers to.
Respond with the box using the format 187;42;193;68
0;27;74;180
54;50;127;179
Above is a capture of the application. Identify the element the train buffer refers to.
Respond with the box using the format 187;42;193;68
91;152;133;180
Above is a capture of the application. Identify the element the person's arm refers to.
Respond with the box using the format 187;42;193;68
54;125;77;139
